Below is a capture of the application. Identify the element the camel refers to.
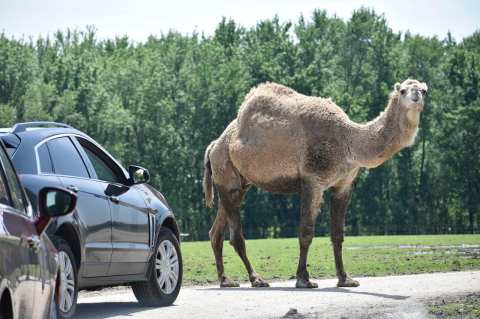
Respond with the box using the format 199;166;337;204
203;79;428;288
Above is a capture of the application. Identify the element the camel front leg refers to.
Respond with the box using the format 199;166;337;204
330;188;359;287
296;184;323;288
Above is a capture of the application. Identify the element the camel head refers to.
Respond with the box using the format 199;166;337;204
393;79;428;126
394;79;428;111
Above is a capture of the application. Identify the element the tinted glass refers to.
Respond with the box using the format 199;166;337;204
0;168;9;206
82;145;120;183
48;137;89;178
6;146;16;157
38;143;54;174
0;146;26;213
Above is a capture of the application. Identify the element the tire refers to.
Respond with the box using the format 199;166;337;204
0;292;12;319
52;237;78;319
132;227;182;307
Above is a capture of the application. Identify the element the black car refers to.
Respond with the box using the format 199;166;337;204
0;122;182;318
0;139;78;319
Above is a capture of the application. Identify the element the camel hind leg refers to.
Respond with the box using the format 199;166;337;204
296;180;324;288
222;187;269;288
209;159;268;287
209;203;236;287
210;184;269;288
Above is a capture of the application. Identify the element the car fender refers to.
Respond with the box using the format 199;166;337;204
46;215;84;268
156;211;180;241
142;210;180;280
134;183;180;242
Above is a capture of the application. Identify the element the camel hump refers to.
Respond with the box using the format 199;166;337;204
237;83;301;134
238;82;346;125
239;82;298;117
243;82;297;102
256;82;297;96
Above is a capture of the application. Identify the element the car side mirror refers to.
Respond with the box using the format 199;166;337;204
35;187;77;233
128;165;150;185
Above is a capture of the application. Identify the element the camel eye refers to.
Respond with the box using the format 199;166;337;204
400;89;407;95
420;89;427;96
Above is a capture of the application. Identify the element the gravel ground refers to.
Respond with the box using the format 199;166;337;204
76;271;480;319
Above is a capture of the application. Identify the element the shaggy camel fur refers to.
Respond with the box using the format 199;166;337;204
203;79;428;288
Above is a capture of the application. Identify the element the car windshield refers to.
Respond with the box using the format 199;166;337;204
0;168;9;206
0;134;19;157
0;144;27;214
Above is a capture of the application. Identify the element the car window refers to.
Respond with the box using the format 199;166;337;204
0;135;19;157
0;168;10;206
81;144;121;184
5;146;16;157
47;137;90;178
37;143;54;174
0;145;27;213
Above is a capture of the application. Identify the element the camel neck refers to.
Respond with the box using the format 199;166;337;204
349;96;418;168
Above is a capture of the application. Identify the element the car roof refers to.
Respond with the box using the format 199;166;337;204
1;122;131;180
15;127;90;144
0;122;91;146
0;122;100;175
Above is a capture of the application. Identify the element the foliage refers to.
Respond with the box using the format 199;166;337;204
0;9;479;239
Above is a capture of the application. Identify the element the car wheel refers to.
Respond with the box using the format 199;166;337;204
0;293;12;319
52;237;78;319
132;227;182;307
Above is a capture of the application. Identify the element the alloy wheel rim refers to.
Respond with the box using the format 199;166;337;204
58;251;75;313
155;240;179;294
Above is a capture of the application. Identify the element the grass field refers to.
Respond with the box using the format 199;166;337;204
181;234;480;285
428;293;480;318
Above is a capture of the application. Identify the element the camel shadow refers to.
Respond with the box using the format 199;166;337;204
75;302;176;318
200;286;409;301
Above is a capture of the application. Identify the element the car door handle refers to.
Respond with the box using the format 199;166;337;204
66;185;79;193
109;196;120;203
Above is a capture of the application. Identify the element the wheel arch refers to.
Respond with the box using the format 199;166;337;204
0;287;14;319
54;222;82;269
159;215;180;242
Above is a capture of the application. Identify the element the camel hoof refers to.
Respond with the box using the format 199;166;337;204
220;278;240;288
251;278;270;288
295;279;318;289
337;277;360;287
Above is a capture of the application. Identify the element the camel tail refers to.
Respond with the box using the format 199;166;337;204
203;140;216;208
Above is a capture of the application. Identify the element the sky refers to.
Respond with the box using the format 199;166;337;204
0;0;479;43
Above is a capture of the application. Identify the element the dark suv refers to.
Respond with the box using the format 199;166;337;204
0;122;182;318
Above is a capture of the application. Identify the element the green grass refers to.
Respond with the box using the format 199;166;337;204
181;234;480;285
428;294;480;318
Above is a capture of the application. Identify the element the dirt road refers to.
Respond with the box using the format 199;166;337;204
76;271;480;318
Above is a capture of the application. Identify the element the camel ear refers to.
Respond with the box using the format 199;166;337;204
394;83;401;91
422;82;428;92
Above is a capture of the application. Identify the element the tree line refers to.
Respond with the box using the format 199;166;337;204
0;8;479;240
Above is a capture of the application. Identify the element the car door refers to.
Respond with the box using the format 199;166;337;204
0;143;40;319
74;137;151;276
45;136;112;277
